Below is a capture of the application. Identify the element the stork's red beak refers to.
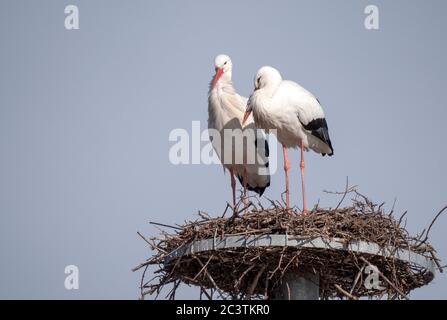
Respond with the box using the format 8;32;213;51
212;67;223;88
242;109;252;126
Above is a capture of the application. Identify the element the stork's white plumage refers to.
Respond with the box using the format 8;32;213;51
243;66;333;213
208;55;270;207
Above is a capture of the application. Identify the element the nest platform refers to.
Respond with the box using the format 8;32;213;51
135;194;443;300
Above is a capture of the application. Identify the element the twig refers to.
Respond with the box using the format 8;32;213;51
140;264;149;300
397;211;407;226
350;264;365;294
149;221;182;230
235;265;255;289
430;251;444;273
132;260;151;272
246;266;266;299
193;255;214;281
360;257;409;300
335;284;358;300
221;203;231;218
335;177;350;210
194;257;226;300
422;205;447;242
137;231;152;247
200;287;212;300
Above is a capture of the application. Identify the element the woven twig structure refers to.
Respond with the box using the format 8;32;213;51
134;190;444;300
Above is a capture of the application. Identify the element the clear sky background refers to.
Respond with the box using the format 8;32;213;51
0;0;445;299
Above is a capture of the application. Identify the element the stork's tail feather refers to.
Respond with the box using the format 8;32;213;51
302;118;334;157
321;149;334;157
236;174;270;197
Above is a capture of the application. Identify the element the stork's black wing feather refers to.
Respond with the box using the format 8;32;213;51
236;173;270;196
254;135;270;158
237;130;270;196
302;118;334;156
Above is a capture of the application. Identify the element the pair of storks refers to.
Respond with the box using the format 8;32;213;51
208;54;334;213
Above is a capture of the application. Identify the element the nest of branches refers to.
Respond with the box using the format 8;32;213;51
134;188;445;300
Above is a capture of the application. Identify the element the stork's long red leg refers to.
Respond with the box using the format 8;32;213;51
229;167;236;208
243;166;248;213
300;143;307;214
282;144;290;209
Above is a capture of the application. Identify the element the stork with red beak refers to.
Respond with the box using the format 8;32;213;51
208;55;270;208
243;66;334;213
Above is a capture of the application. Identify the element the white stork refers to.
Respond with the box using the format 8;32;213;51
243;66;333;213
208;55;270;208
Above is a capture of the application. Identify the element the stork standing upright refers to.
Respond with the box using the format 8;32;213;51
243;66;333;213
208;55;270;208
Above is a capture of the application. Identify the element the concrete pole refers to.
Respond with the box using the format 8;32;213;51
273;272;319;300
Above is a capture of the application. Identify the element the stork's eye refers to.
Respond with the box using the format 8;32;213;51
224;61;227;65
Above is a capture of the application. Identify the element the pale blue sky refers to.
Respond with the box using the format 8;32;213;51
0;0;445;299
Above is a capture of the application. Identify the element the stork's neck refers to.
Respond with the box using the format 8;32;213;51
222;70;232;82
209;71;235;95
262;81;280;98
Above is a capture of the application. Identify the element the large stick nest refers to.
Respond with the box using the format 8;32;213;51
134;189;445;300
